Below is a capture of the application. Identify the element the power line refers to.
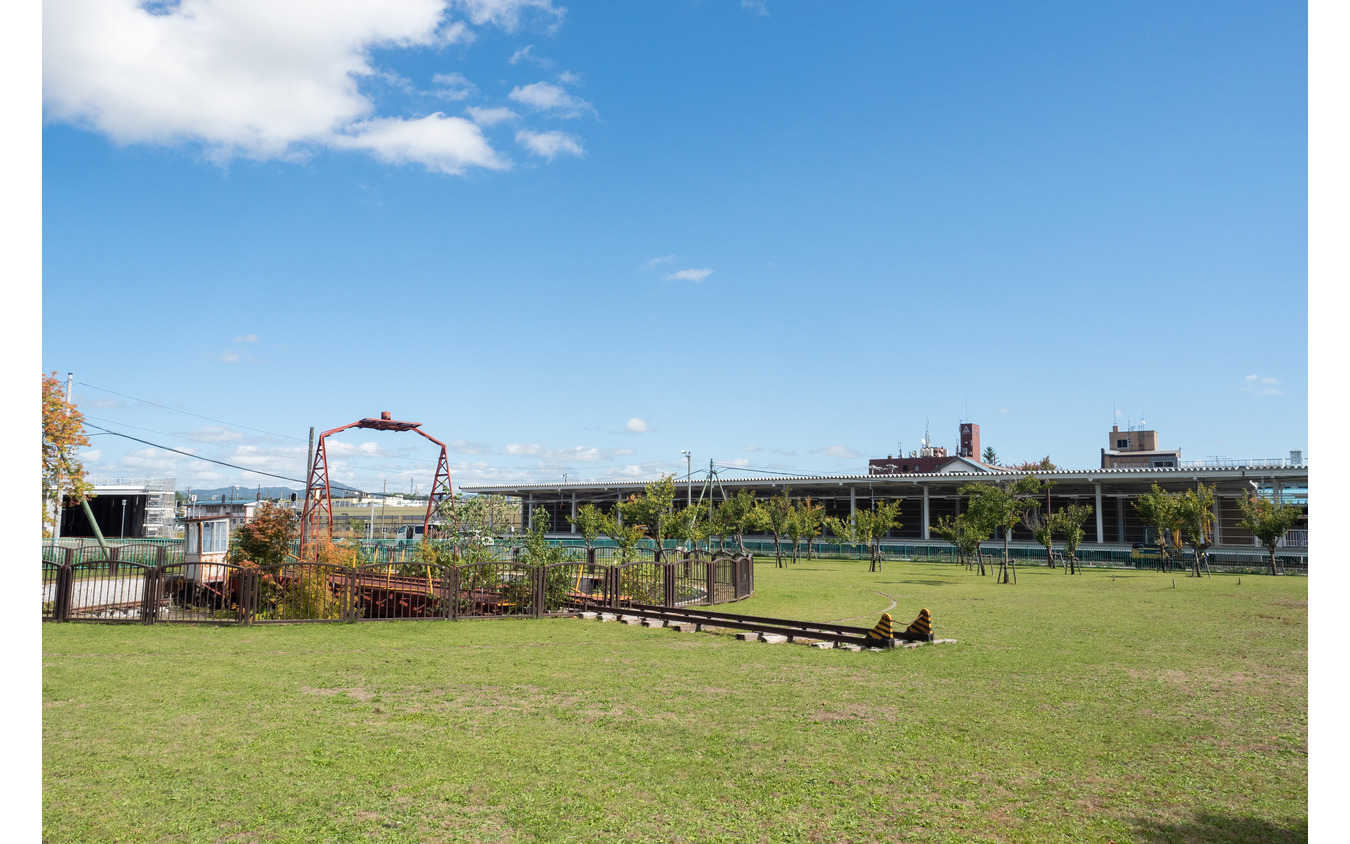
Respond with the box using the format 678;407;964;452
714;463;832;479
82;422;308;485
77;381;304;441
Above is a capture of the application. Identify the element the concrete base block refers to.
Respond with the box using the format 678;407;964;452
809;642;833;649
598;613;618;622
934;638;957;645
902;641;925;649
836;643;863;651
667;622;699;632
621;617;643;625
579;612;598;620
736;632;760;642
760;634;789;644
640;618;665;628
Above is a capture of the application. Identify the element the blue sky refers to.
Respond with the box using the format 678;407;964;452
38;0;1309;495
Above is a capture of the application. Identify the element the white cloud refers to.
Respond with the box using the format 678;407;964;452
742;1;769;16
446;439;493;454
335;113;508;174
815;445;861;459
186;426;247;443
502;442;545;456
1242;374;1283;397
645;254;677;269
999;407;1010;414
42;0;566;173
665;268;714;282
453;0;564;32
466;106;518;126
515;129;584;160
741;445;761;452
726;458;751;468
507;44;554;67
233;333;258;343
508;81;592;117
626;417;648;433
219;351;240;363
432;72;477;101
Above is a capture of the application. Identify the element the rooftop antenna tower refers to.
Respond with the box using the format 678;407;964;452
923;417;931;448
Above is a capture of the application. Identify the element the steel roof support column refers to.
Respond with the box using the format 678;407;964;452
1095;484;1104;543
922;484;930;540
571;493;577;534
850;486;857;522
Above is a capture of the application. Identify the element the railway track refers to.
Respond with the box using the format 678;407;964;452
590;602;944;649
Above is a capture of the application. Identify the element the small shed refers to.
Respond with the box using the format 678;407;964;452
183;516;232;586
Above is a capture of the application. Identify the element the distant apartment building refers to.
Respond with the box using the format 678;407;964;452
1100;425;1181;469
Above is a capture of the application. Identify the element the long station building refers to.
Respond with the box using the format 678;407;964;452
462;462;1309;551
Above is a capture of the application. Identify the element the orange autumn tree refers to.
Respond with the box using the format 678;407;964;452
42;372;94;537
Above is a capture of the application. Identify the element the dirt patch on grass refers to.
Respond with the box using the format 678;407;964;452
1121;664;1305;691
301;686;375;701
807;703;897;724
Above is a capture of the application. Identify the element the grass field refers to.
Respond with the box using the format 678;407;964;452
42;558;1307;843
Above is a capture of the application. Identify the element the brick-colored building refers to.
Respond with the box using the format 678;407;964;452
1100;425;1181;469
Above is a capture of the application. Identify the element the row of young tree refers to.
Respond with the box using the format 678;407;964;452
561;475;908;572
929;475;1093;584
1134;482;1303;577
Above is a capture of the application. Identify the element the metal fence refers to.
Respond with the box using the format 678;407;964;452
744;539;1307;575
41;550;755;625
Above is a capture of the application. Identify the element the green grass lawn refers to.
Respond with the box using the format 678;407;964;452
43;558;1307;843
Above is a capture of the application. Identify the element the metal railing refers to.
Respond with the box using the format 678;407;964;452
40;550;755;624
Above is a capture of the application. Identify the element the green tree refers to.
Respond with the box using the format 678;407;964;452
1008;456;1057;472
440;493;518;563
1052;503;1093;575
1235;493;1304;576
796;498;825;560
667;500;710;555
520;507;571;567
712;489;758;555
598;505;645;563
42;372;95;537
228;501;299;567
960;475;1043;584
854;500;903;572
982;446;999;467
752;488;796;568
567;502;607;554
618;474;678;561
1133;484;1183;570
824;514;860;559
1176;484;1218;577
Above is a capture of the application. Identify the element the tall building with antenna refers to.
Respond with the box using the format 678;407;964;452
1100;424;1181;469
868;421;994;475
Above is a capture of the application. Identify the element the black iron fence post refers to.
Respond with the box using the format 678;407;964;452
142;566;160;625
534;566;545;619
241;568;255;625
448;566;459;620
56;548;75;622
705;558;716;606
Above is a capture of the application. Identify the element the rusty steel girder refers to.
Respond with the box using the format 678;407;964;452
298;412;454;562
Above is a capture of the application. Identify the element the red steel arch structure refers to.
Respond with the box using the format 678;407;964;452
299;412;453;562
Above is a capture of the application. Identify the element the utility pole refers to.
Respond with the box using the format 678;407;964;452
682;450;692;508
